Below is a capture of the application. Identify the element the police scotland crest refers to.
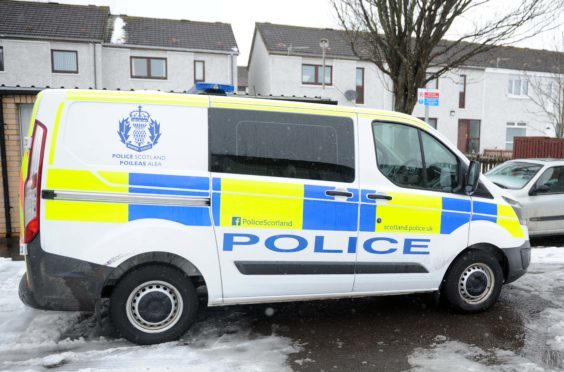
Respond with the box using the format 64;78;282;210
118;106;162;152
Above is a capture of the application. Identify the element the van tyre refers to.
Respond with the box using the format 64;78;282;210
443;250;503;313
110;265;198;345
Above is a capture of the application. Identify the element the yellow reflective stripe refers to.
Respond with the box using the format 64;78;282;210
360;112;427;129
65;91;208;107
497;204;524;238
48;102;65;165
210;98;355;118
376;193;442;234
46;169;129;192
45;200;128;222
27;91;43;137
219;179;304;229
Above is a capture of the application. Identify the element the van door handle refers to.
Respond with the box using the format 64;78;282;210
325;190;353;198
366;193;393;201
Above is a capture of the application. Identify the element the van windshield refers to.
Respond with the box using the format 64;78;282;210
486;162;542;189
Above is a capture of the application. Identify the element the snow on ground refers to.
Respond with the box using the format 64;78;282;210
0;258;299;371
408;247;564;371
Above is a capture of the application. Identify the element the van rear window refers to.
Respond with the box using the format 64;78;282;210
209;108;355;182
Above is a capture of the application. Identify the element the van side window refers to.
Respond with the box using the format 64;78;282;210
209;108;355;182
373;121;460;193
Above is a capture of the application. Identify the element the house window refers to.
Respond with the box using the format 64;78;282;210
425;73;438;89
457;119;480;154
508;79;528;96
506;122;526;150
0;47;4;71
131;57;167;79
458;74;466;109
356;67;364;104
302;64;332;85
194;60;205;83
51;50;78;73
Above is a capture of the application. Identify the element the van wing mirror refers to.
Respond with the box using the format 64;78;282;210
465;161;481;195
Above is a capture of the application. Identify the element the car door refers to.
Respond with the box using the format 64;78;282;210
209;107;359;300
354;117;471;293
524;166;564;234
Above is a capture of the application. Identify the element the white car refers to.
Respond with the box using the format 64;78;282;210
486;159;564;237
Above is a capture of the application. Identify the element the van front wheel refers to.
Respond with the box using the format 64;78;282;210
443;250;503;313
110;265;198;345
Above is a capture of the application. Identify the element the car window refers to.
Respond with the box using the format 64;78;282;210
486;162;543;189
536;166;564;194
209;108;355;182
372;121;460;193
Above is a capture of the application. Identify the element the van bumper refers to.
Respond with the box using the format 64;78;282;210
503;241;531;284
19;235;113;312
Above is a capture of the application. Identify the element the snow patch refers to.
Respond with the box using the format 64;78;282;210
111;17;127;44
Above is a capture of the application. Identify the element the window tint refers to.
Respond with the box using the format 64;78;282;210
421;131;459;192
210;109;355;182
536;167;564;194
373;122;460;193
51;50;78;73
302;64;332;85
373;123;424;188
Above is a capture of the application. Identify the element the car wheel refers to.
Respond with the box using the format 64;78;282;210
443;250;503;313
110;264;198;345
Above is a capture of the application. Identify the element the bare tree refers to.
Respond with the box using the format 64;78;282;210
332;0;561;114
526;38;563;138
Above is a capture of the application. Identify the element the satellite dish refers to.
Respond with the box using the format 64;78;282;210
345;90;357;102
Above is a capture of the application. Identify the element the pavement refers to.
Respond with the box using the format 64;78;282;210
1;236;563;371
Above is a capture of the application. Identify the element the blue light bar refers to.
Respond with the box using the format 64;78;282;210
189;82;235;95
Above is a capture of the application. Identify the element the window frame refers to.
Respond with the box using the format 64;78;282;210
356;67;365;104
130;56;168;80
505;122;527;150
508;78;529;97
372;120;463;194
302;64;333;86
51;49;78;74
194;60;205;83
417;117;438;129
458;74;466;109
0;46;4;71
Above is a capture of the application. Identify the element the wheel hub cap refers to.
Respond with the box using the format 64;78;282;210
458;264;494;305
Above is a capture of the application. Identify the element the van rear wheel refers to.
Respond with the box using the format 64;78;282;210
110;265;198;345
443;250;503;313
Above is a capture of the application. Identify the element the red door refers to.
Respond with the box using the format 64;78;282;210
458;119;469;153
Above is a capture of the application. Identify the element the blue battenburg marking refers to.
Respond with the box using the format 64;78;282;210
360;204;376;232
130;173;210;191
304;185;336;200
346;188;360;202
442;197;471;213
212;178;221;191
303;200;358;231
212;192;221;225
472;214;497;223
129;205;211;226
129;187;209;197
441;211;471;234
473;201;497;216
361;189;377;204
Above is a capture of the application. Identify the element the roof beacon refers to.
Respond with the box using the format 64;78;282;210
189;82;235;95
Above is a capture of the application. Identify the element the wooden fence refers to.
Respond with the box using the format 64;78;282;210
513;137;564;159
466;153;511;173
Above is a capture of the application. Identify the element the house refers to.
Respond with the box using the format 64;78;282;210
0;0;238;238
247;22;562;154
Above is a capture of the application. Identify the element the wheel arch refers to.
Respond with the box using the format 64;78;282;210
441;243;509;289
100;252;208;298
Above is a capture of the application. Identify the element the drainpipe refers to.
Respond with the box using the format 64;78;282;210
0;95;12;238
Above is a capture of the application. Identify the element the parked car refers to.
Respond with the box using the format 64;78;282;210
486;159;564;237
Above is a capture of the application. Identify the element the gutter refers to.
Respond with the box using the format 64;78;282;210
101;43;240;56
0;94;11;238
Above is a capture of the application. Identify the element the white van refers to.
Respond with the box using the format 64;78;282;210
19;89;530;345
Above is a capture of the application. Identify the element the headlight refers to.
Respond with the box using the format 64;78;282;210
503;196;526;225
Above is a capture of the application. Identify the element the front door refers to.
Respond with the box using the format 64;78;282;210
458;119;481;154
524;166;564;234
208;107;359;300
355;117;471;293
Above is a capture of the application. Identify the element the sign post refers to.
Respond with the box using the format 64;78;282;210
417;89;440;125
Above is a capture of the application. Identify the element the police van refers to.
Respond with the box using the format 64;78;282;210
19;88;530;345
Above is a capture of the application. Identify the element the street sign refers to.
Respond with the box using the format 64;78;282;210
417;89;440;107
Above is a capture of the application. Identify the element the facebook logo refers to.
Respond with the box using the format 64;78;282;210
232;217;242;226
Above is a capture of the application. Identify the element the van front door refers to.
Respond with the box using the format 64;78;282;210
209;107;359;301
354;118;471;294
